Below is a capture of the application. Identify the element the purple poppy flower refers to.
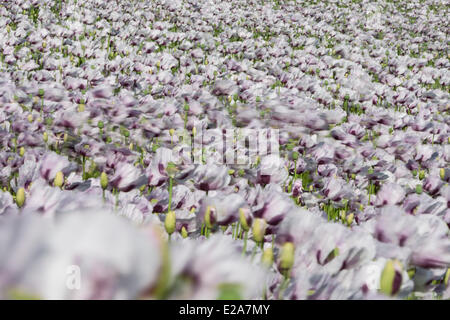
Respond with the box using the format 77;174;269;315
375;183;405;207
109;162;146;192
198;193;247;226
39;152;71;182
192;164;231;192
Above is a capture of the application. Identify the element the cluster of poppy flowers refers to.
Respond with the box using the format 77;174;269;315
0;0;449;299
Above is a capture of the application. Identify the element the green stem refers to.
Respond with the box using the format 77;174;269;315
242;231;248;256
278;276;290;300
82;156;86;180
251;244;258;261
168;177;173;212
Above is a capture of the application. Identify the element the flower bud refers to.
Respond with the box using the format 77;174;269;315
418;170;426;180
16;188;25;208
54;171;64;188
239;208;250;231
100;172;108;190
164;211;176;235
78;103;85;112
279;242;295;274
346;213;354;226
27;114;33;123
407;268;415;279
181;226;188;238
380;260;402;296
261;247;274;267
252;218;267;243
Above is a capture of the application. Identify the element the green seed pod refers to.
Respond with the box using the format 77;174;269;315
380;260;402;296
183;104;190;112
181;226;188;238
169;128;175;136
292;151;299;161
440;168;446;181
38;89;45;97
444;268;450;286
19;147;25;157
204;205;214;228
164;210;176;235
16;187;25;208
261;247;274;267
43;131;48;143
54;171;64;188
346;213;354;226
415;184;423;194
280;242;295;274
252;218;267;243
166;162;178;178
97;121;104;129
100;172;108;190
239;208;250;232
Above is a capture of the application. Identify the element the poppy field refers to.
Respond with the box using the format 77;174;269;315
0;0;449;300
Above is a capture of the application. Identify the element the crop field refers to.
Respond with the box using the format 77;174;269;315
0;0;449;300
